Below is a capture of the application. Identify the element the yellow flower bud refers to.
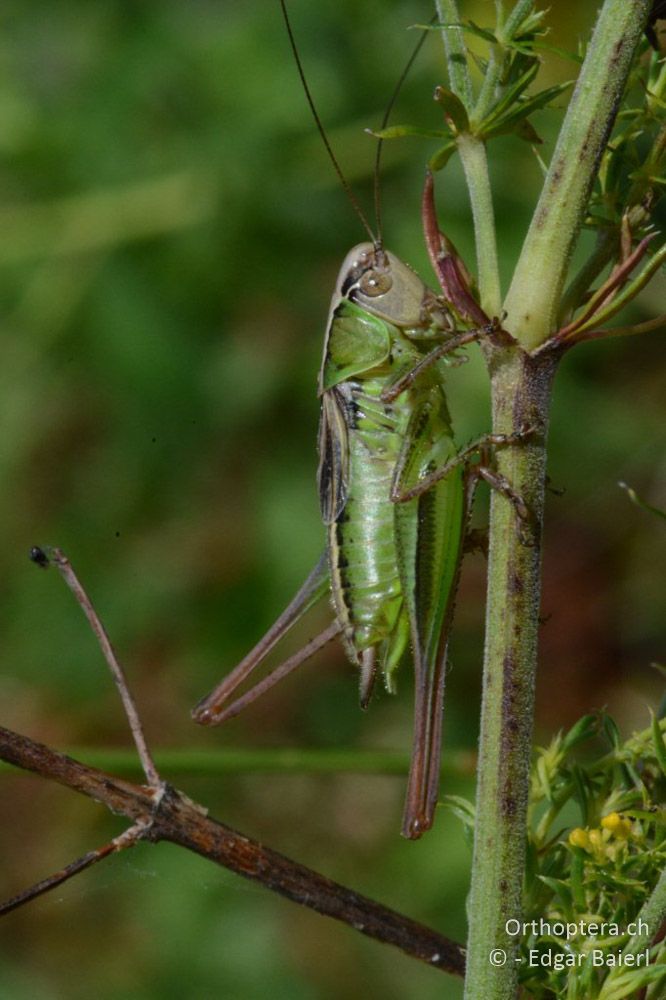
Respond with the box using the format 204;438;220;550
569;828;591;850
601;812;632;839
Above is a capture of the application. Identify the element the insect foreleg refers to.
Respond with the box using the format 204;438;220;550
422;170;490;326
380;326;492;404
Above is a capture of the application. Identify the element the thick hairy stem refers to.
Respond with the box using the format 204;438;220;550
464;347;558;999
503;0;651;348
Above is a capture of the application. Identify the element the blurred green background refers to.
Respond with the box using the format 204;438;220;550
0;2;664;998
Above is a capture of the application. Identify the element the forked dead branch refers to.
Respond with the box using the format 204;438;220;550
0;548;466;978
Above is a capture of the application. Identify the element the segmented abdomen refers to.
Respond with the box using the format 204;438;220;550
328;378;406;662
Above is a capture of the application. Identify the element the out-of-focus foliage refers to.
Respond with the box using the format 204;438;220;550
0;2;663;998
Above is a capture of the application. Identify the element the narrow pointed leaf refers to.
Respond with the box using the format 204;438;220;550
618;481;666;521
562;714;599;752
602;714;622;749
434;86;470;133
481;61;540;127
483;82;573;140
511;39;584;64
441;794;475;830
651;710;666;777
574;242;666;333
368;124;449;141
513;119;543;144
429;141;457;171
413;21;498;43
463;20;498;43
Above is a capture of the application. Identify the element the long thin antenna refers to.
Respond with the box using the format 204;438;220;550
278;0;378;246
373;22;433;245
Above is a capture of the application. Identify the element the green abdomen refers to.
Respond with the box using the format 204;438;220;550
328;378;406;659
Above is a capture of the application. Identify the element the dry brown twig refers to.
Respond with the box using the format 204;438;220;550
0;547;466;979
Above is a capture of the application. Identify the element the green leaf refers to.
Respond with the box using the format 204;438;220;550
513;119;543;144
599;963;666;1000
483;82;573;140
536;753;553;801
434;86;470;133
620;758;645;792
537;875;574;909
651;710;666;777
618;482;666;521
603;714;622;750
575;243;666;333
464;19;498;44
511;39;584;64
484;61;540;122
502;2;545;41
413;21;498;43
570;848;587;911
367;124;449;141
429;141;457;171
562;714;599;752
571;764;592;824
622;805;664;823
441;794;475;830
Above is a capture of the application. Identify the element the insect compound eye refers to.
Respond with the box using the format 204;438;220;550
358;269;393;297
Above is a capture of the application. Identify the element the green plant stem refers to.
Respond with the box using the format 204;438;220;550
436;0;473;108
501;0;536;41
473;45;501;124
435;1;501;313
464;346;557;999
503;0;651;348
474;0;535;123
457;133;502;315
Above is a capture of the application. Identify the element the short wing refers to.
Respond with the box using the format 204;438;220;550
317;387;351;526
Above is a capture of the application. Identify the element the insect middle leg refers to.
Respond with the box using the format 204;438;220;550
391;426;534;515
